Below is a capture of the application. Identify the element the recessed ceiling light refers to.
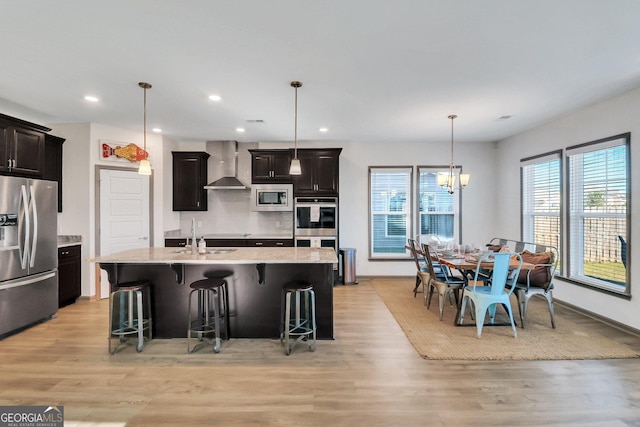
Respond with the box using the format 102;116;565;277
84;95;99;102
319;127;328;133
209;95;222;101
152;128;162;133
236;127;245;133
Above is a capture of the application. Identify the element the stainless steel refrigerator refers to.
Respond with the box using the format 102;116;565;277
0;175;58;337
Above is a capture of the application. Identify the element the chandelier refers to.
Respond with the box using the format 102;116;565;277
137;82;152;175
437;114;469;193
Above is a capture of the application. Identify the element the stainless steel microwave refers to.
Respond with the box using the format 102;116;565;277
250;184;293;211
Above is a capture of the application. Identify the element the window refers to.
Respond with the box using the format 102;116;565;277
567;133;630;294
521;152;561;253
369;167;412;259
417;167;461;246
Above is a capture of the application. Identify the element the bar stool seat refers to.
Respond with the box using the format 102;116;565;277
109;281;152;354
280;280;316;355
187;277;229;353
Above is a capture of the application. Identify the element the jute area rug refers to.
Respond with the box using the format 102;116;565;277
371;279;640;361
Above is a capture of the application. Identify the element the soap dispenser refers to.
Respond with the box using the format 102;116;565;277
198;236;207;254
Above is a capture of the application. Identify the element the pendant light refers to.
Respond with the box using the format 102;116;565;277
138;82;152;175
289;81;302;175
437;114;470;193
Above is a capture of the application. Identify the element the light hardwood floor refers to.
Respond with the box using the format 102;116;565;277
2;278;640;426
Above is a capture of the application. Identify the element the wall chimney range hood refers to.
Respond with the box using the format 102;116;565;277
204;140;249;190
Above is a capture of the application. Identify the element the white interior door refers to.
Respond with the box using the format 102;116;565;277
99;168;150;298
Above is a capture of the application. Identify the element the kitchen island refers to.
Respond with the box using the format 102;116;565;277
93;247;337;339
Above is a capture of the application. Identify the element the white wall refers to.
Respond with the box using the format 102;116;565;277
49;123;91;296
50;122;166;298
300;139;497;277
161;135;181;234
495;87;640;329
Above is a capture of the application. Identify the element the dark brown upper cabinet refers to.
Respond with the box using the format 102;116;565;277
292;148;341;196
249;149;292;183
172;151;210;211
0;113;50;178
43;134;65;212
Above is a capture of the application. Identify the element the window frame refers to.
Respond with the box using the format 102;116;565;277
416;165;463;246
520;150;562;270
368;166;414;260
566;132;631;296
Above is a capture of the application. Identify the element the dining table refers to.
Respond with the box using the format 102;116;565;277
429;250;535;326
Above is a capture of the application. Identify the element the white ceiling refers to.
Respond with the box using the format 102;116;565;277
2;0;640;145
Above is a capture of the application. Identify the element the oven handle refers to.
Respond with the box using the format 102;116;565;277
295;203;337;208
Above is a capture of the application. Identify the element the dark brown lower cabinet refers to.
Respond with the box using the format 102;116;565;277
58;245;81;308
246;239;294;247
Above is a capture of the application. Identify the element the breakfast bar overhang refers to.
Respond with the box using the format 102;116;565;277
93;247;337;339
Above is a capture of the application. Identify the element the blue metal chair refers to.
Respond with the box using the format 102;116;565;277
458;252;522;338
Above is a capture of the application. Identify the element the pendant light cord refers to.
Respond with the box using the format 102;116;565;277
294;84;298;159
143;86;147;159
139;82;152;160
448;114;457;189
290;81;302;160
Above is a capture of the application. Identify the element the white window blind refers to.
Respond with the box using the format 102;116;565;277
417;167;460;246
567;134;629;292
369;167;412;259
521;153;561;252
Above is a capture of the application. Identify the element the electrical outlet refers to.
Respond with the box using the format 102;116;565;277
197;221;202;227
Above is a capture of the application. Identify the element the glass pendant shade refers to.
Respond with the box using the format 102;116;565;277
437;172;455;188
138;158;152;175
289;158;302;175
460;173;470;187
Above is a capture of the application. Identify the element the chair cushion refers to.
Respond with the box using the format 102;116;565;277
518;250;552;288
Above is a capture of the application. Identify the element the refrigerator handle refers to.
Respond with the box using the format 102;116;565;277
20;184;30;269
29;184;38;268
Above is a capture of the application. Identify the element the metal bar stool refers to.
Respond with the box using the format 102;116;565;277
280;280;316;355
204;270;233;339
187;277;229;353
108;281;152;354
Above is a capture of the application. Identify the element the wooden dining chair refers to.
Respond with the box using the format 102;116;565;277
421;244;465;320
409;239;430;297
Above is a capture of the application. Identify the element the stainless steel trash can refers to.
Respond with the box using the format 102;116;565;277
339;248;357;285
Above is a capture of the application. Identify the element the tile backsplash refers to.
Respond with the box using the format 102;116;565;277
179;189;293;237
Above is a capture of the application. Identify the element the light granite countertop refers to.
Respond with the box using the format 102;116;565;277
57;235;82;248
91;246;337;265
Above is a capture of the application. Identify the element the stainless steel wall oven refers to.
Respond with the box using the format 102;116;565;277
294;197;338;258
294;197;337;237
